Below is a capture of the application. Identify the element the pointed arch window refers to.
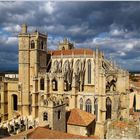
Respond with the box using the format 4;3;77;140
58;110;61;120
94;98;98;120
64;80;68;91
40;40;44;50
12;94;18;111
106;97;112;120
43;112;48;121
79;98;83;110
31;40;35;49
88;60;91;84
40;78;44;90
53;60;59;73
85;99;92;113
52;79;58;91
133;94;136;112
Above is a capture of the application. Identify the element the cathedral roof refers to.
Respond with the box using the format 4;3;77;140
67;108;96;126
48;48;94;56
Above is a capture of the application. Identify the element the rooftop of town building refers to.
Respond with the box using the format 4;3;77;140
7;126;98;139
67;108;96;126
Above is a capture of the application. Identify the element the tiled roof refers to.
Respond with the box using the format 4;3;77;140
112;121;128;129
7;127;98;139
67;108;96;126
5;128;35;139
28;127;97;139
48;48;94;56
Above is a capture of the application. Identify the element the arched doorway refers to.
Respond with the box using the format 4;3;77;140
12;94;18;111
106;97;112;120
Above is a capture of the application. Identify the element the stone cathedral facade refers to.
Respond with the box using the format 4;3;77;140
0;24;130;138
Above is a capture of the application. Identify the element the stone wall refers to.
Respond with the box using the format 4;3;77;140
106;120;140;139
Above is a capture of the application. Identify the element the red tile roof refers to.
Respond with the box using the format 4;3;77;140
110;121;137;130
5;128;35;139
67;108;96;126
7;127;98;139
112;121;129;129
48;48;94;56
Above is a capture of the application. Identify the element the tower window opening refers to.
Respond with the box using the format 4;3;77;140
31;40;35;49
52;79;58;91
133;94;136;112
64;81;68;91
43;112;48;121
12;94;18;111
58;110;61;120
41;41;43;50
40;78;44;90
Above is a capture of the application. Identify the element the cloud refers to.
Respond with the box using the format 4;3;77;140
0;1;140;71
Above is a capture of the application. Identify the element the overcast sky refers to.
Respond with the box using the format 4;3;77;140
0;1;140;71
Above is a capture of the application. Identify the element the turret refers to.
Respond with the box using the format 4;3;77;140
21;24;27;34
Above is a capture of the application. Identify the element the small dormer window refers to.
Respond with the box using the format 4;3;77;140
31;40;35;49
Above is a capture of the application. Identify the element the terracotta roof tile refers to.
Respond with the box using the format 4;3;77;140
110;121;137;129
112;121;129;129
7;127;98;139
67;108;96;126
28;127;94;139
5;128;35;139
48;48;94;56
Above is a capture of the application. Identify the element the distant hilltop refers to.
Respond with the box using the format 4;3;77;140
0;70;18;74
129;71;140;74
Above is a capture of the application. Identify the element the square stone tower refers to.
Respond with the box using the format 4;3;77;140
39;96;66;132
18;24;47;118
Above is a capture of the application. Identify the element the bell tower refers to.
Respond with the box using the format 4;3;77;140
18;24;47;117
